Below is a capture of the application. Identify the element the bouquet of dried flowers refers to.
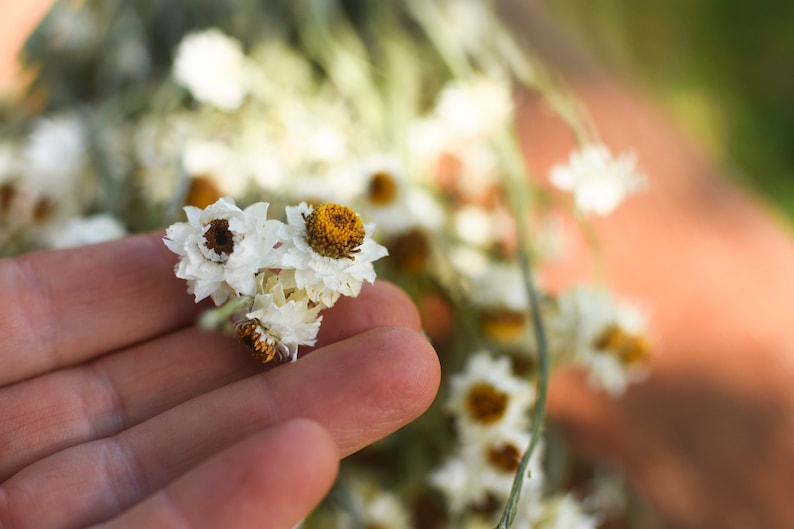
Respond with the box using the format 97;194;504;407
1;1;652;527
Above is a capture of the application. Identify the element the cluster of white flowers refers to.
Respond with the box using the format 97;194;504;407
430;352;597;528
5;4;657;526
164;196;387;363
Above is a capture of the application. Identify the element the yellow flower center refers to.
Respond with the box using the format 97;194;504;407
236;320;277;363
594;323;648;365
487;442;522;473
304;203;365;259
368;171;399;205
465;382;509;424
204;218;235;257
479;308;527;342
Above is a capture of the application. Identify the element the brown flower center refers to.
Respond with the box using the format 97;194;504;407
236;320;277;363
594;323;648;365
204;218;235;257
304;203;365;259
479;308;527;341
386;228;430;273
465;382;509;424
368;171;399;205
487;442;522;473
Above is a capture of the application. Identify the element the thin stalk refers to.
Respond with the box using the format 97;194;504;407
493;127;550;529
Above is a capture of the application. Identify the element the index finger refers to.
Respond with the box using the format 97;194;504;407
0;232;201;386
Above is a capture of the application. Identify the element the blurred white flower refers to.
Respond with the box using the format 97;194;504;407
164;197;281;304
547;285;649;395
41;214;126;249
173;29;250;111
445;351;535;438
277;202;388;307
549;144;645;216
23;113;87;186
528;494;598;529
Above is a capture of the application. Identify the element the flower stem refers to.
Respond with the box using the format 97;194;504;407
493;128;550;529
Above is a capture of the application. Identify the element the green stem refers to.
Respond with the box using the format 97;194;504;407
493;128;550;529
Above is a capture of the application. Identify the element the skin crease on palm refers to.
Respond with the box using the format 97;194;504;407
5;2;794;529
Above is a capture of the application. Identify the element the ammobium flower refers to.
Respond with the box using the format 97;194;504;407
546;285;649;395
445;351;535;438
549;144;645;216
428;432;545;517
173;28;250;111
278;201;388;307
236;272;322;363
164;197;281;304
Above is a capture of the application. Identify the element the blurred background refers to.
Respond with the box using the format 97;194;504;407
541;0;794;217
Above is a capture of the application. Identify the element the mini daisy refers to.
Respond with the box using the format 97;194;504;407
463;430;545;505
549;144;645;216
277;201;388;307
164;197;281;304
173;28;250;111
429;433;544;516
40;214;127;249
339;479;413;529
527;494;598;529
445;351;535;438
236;272;322;363
547;285;649;395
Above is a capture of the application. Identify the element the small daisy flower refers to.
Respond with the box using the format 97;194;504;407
464;430;545;505
40;214;127;249
236;272;322;363
277;201;388;307
429;432;545;516
173;28;250;111
528;494;599;529
549;144;645;216
164;197;281;304
547;285;649;395
338;479;413;529
445;351;535;438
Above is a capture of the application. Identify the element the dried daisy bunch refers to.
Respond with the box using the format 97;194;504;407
163;197;387;363
5;1;656;528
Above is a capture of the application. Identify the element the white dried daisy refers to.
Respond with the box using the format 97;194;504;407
549;144;645;216
164;197;281;304
528;494;598;529
338;480;413;529
236;273;322;363
464;430;545;505
40;214;126;249
277;202;388;308
173;28;250;111
445;351;535;438
547;285;649;395
429;432;544;516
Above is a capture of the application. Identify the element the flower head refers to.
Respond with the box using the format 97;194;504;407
549;144;644;216
164;197;280;304
237;272;322;363
173;29;250;111
445;351;535;437
277;201;388;307
546;285;649;395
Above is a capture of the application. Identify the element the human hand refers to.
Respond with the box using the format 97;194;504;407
0;232;440;529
